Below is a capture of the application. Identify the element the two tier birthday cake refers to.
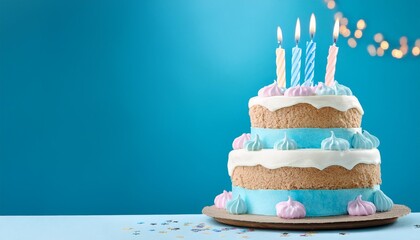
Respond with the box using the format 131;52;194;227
213;81;394;218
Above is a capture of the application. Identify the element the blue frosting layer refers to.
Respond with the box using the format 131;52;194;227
251;128;360;149
232;185;379;217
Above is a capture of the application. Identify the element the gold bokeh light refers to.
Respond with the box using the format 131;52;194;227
413;46;420;56
339;25;347;34
392;49;403;59
340;17;348;26
376;47;384;57
327;0;336;9
357;20;366;30
355;30;363;39
348;38;357;48
374;33;383;43
400;45;408;55
367;45;376;56
399;36;408;46
342;29;351;38
334;12;343;20
380;41;389;50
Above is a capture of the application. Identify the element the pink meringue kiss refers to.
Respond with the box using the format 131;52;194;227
347;195;376;216
275;196;306;219
214;190;233;209
284;85;315;97
258;81;285;97
232;133;251;150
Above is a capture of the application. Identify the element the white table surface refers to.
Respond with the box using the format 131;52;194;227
0;213;419;240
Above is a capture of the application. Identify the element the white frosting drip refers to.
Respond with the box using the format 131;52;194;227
228;149;380;176
248;95;364;114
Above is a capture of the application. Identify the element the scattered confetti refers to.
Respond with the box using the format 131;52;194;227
281;232;289;237
300;231;316;237
191;228;207;232
220;227;236;232
150;223;157;225
339;232;347;235
158;231;167;234
149;229;155;232
176;236;184;239
168;227;180;231
237;228;255;234
196;223;205;228
137;222;144;224
415;224;420;228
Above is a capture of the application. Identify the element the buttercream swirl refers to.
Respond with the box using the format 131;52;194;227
214;190;233;209
258;81;285;97
274;133;298;150
363;130;380;148
284;85;315;97
315;82;336;95
321;131;350;151
347;195;376;216
373;190;394;212
352;132;374;149
232;133;251;150
276;196;306;219
334;81;353;96
226;195;247;214
245;134;262;151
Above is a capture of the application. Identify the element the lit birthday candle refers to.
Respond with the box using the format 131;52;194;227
325;19;340;86
276;26;286;88
304;14;316;86
291;18;301;87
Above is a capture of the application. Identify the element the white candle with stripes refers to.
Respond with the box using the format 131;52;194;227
291;18;301;87
304;14;316;86
325;19;340;86
276;26;286;88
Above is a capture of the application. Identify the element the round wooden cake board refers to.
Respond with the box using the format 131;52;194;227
202;204;410;230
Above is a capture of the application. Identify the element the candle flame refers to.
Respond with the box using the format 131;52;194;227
277;26;283;45
333;18;339;43
295;18;301;44
310;13;316;39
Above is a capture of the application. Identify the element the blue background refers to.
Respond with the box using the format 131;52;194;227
0;0;418;215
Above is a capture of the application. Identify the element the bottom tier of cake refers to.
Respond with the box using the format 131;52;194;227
232;185;380;217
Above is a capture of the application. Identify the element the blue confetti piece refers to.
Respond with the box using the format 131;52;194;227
196;223;205;228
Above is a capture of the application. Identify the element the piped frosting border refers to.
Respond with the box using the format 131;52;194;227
248;95;364;114
228;149;380;176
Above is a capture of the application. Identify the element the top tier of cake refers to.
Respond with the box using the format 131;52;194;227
249;95;363;128
249;81;363;129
